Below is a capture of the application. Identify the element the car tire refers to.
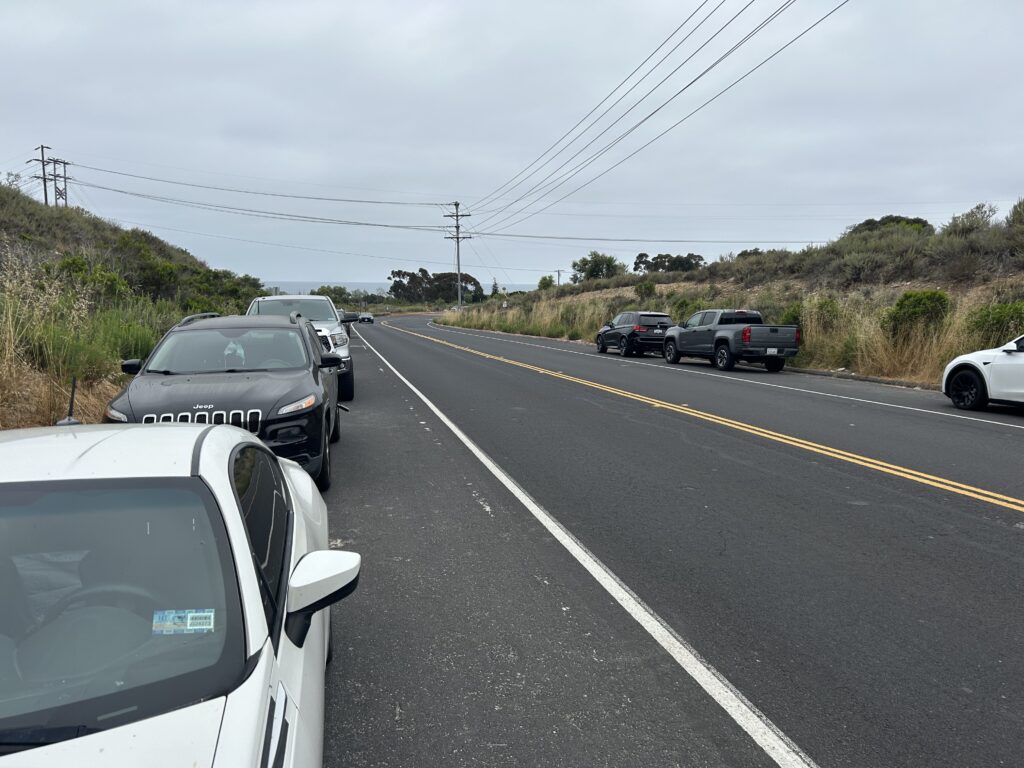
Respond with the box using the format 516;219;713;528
326;617;334;665
619;336;632;357
949;368;988;410
664;341;680;364
714;343;735;371
339;373;354;403
596;335;607;353
330;405;341;443
764;358;785;372
316;428;332;491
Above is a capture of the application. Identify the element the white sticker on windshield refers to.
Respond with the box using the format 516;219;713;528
152;609;216;635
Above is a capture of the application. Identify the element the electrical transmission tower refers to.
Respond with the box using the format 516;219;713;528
444;201;472;307
50;158;69;207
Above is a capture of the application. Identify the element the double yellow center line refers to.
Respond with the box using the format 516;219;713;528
387;323;1024;515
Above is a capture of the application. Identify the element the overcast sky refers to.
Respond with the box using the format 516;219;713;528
2;0;1022;289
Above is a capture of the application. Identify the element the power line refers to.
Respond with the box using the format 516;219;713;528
490;0;853;234
472;230;822;244
479;0;796;233
471;0;713;211
474;0;766;231
104;218;556;272
71;162;447;207
67;179;447;233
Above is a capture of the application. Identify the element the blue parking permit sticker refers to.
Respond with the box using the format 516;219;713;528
152;609;216;635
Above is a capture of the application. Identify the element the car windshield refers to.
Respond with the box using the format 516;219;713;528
250;298;337;321
146;328;309;373
0;478;244;743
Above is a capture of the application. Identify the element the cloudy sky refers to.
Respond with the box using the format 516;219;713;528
2;0;1022;289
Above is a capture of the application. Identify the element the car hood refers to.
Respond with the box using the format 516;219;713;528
5;698;225;768
122;370;315;420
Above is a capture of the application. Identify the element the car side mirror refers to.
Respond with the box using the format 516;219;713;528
1001;342;1018;353
121;359;142;374
319;353;342;368
284;550;361;647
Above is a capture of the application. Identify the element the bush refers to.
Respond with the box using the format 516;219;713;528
882;290;951;336
965;301;1024;347
634;280;655;302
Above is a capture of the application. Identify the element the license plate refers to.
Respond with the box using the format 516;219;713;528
653;329;663;334
766;347;778;355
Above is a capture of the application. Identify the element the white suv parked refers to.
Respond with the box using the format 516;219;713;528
942;335;1024;410
246;295;354;401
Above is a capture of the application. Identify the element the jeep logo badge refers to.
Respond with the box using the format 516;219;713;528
193;404;215;409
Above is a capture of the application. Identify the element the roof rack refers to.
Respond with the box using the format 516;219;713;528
176;312;220;328
289;311;303;324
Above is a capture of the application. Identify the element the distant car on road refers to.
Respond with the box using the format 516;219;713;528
595;311;673;356
0;423;360;766
942;335;1024;410
357;312;374;324
103;313;341;490
246;294;354;401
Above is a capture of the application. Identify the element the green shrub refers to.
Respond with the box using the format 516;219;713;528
634;280;655;302
965;301;1024;347
883;290;951;336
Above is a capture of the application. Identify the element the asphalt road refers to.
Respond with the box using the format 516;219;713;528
322;315;1024;768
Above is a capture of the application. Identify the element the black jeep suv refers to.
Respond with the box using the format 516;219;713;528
596;311;673;356
103;313;341;489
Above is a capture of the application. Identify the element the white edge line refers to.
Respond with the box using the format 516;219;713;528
356;326;819;768
423;321;1024;432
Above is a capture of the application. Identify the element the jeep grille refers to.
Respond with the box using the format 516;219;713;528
141;409;262;433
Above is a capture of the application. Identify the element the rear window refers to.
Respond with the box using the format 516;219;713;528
720;313;763;325
639;314;671;326
249;298;337;322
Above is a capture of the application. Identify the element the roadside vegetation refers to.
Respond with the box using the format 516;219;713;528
444;201;1024;385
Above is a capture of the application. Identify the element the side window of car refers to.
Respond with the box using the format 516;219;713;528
622;313;635;327
685;313;703;329
700;311;717;326
304;324;323;365
233;446;291;634
610;314;622;327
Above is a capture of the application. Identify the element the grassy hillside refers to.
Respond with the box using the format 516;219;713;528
0;184;266;428
444;202;1024;386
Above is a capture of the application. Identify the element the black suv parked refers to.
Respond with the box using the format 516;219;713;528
103;313;341;489
596;311;673;356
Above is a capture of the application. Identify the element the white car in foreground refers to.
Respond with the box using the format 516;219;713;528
0;423;360;767
942;335;1024;410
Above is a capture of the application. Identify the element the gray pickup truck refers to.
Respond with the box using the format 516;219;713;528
662;309;800;372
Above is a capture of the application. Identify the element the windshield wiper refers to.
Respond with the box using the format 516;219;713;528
0;725;102;754
145;369;177;375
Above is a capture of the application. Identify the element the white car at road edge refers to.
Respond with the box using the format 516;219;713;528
0;423;360;767
942;334;1024;410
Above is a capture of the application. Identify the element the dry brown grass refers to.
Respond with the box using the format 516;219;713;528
0;362;119;430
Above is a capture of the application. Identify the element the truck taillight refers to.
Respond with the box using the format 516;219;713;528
795;328;802;345
632;325;644;331
741;326;751;343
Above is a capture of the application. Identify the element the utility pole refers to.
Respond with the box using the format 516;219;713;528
555;269;566;286
444;201;472;308
29;144;51;205
50;158;68;207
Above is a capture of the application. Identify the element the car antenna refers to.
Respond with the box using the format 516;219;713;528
55;376;81;426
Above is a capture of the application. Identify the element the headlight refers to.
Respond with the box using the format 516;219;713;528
105;405;129;422
331;332;348;347
278;394;316;415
